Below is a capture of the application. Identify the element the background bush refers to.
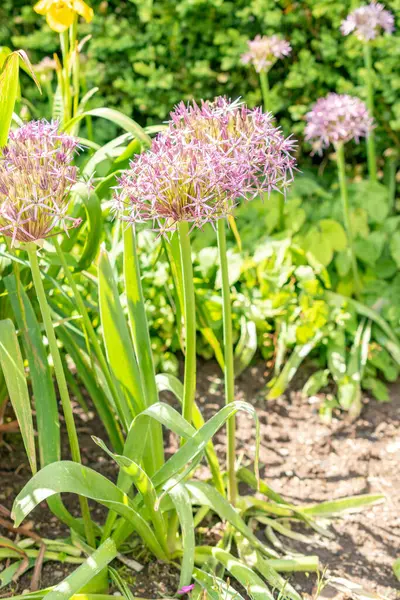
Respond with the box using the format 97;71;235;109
1;0;400;154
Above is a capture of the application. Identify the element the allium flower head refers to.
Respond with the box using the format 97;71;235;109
114;97;296;233
241;35;292;73
305;94;373;152
341;2;395;41
0;120;80;244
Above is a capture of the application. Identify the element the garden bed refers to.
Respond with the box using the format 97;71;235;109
1;361;399;598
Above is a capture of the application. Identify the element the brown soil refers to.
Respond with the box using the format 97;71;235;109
1;361;399;598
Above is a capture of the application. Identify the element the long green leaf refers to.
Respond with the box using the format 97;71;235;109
93;437;168;555
237;534;302;600
63;108;151;148
193;568;245;600
74;184;103;272
168;482;195;589
124;226;163;472
5;275;60;466
98;247;145;427
0;53;19;147
268;332;324;400
45;539;117;600
194;547;274;600
186;481;278;558
0;319;36;473
152;401;260;491
299;494;384;516
155;373;225;496
12;461;168;560
57;325;124;452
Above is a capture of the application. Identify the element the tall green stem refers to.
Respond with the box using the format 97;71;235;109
259;70;270;113
177;221;196;426
336;143;362;298
27;245;95;547
60;31;72;123
363;43;377;182
216;218;237;506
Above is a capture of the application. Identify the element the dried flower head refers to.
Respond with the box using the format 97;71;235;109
114;97;296;233
305;93;373;152
241;35;292;73
341;2;395;41
0;120;80;244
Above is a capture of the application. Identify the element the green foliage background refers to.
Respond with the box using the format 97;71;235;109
1;0;400;149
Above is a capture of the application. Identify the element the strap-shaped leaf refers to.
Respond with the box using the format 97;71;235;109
63;108;151;148
45;539;117;600
187;482;278;559
12;461;167;561
98;247;145;427
0;319;36;473
167;482;195;589
194;547;273;600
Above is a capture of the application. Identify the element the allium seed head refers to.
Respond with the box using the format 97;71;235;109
241;35;292;73
114;97;296;234
305;94;373;152
341;2;395;41
0;120;80;244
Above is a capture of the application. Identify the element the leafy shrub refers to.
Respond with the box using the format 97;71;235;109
2;0;400;156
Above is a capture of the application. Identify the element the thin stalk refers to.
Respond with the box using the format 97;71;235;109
259;70;270;113
336;143;362;298
53;238;126;432
216;218;237;506
27;245;95;547
363;43;377;182
59;31;72;123
177;221;196;427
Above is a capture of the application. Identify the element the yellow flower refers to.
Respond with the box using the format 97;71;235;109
34;0;94;33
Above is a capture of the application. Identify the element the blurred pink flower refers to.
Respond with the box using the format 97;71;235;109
241;35;292;72
177;583;195;595
341;2;395;41
305;93;373;152
0;120;80;244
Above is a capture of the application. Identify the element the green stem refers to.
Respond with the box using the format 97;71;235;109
60;31;72;123
177;221;196;426
53;238;125;436
363;43;377;182
27;245;95;547
336;143;362;298
259;70;270;113
216;218;237;506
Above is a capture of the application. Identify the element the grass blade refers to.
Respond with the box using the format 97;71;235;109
0;319;36;473
300;494;384;516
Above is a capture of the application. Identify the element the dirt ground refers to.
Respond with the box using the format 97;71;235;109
1;360;399;598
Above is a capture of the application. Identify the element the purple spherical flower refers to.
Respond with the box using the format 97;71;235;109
0;120;80;244
114;133;249;233
341;2;395;41
114;97;296;233
241;35;292;73
305;94;373;152
169;97;297;198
